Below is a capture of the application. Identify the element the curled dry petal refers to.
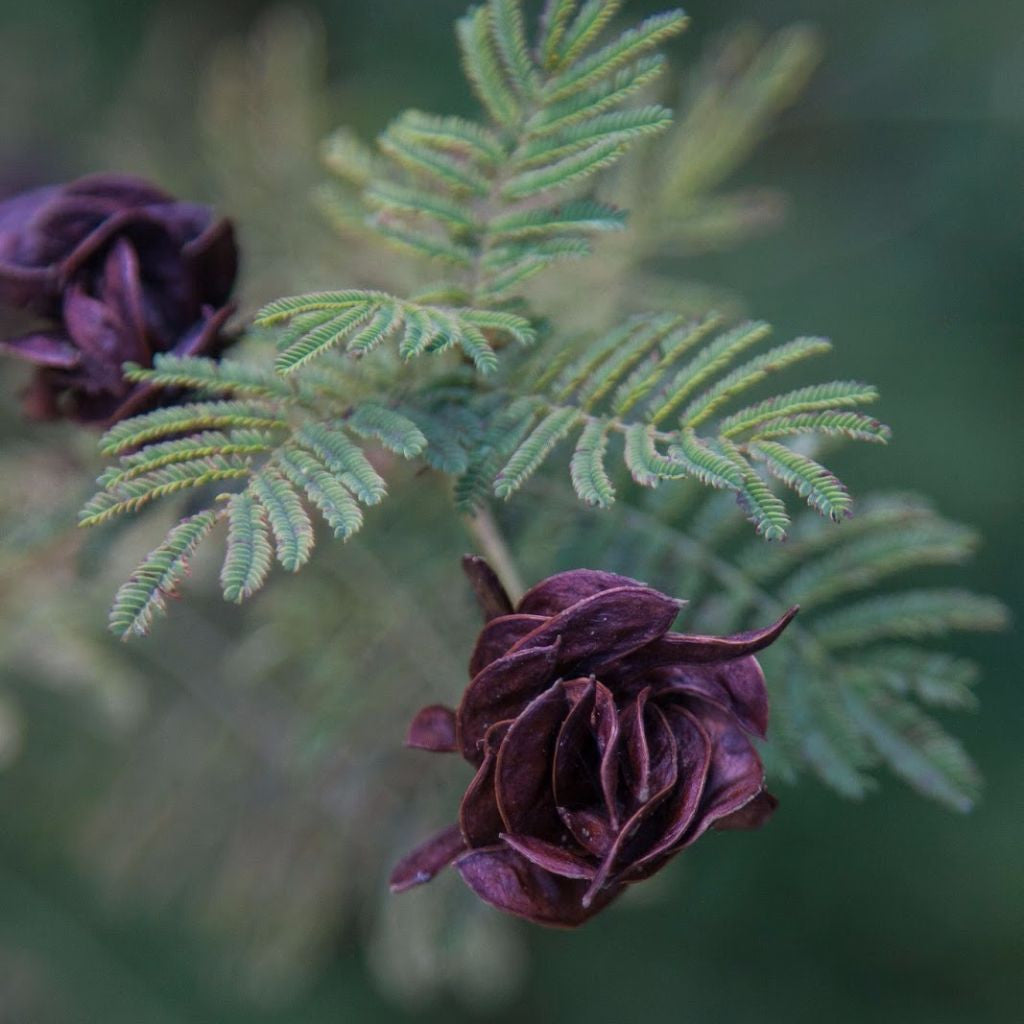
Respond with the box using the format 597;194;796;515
389;824;466;893
456;845;617;928
678;700;766;842
467;613;547;678
460;722;510;847
627;607;799;669
656;657;770;738
517;568;652;616
500;833;596;880
458;640;561;763
494;682;567;839
395;560;794;927
507;586;683;671
405;705;458;752
461;555;514;622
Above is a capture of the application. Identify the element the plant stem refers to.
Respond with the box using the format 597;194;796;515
464;506;526;603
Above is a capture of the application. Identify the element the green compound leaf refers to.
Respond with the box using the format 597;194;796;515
109;511;220;640
489;314;887;538
221;493;273;603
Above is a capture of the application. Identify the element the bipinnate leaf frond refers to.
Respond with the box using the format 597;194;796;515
82;354;440;635
488;313;890;537
254;291;534;375
77;2;997;829
317;1;687;304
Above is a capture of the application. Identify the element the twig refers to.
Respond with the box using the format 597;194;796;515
464;505;526;603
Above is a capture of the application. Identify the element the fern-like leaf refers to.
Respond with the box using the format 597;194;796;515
495;406;581;498
296;422;387;505
276;449;364;540
814;590;1009;648
545;10;689;102
256;293;533;375
221;494;273;603
348;404;428;458
570;419;615;507
109;512;219;640
82;354;442;632
844;694;981;812
314;0;686;307
487;314;888;538
457;4;522;128
749;441;852;521
250;469;315;572
99;401;287;455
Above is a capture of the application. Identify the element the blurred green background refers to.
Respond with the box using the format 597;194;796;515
0;0;1021;1021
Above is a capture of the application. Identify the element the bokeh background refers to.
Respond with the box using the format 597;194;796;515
0;0;1021;1021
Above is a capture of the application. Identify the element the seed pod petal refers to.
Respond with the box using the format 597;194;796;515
495;683;569;839
467;613;547;677
389;824;466;893
500;833;597;880
517;568;651;616
460;722;512;846
657;656;770;738
405;704;458;752
458;640;561;763
462;554;515;621
455;845;618;927
508;586;682;671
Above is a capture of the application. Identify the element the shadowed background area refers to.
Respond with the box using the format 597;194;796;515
0;0;1021;1021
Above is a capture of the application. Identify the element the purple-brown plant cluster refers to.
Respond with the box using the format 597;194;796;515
392;558;795;927
0;173;237;423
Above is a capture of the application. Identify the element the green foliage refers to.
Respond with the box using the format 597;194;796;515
487;314;889;537
221;493;273;603
255;291;533;374
109;511;220;639
453;395;540;512
84;354;427;636
320;0;688;304
513;485;1007;810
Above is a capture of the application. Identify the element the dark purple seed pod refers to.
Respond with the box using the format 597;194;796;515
0;173;239;424
390;557;796;927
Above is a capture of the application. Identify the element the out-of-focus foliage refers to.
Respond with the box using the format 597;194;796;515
0;442;147;766
541;20;823;328
76;475;530;1005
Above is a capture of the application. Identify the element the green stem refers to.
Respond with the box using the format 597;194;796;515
464;506;526;602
